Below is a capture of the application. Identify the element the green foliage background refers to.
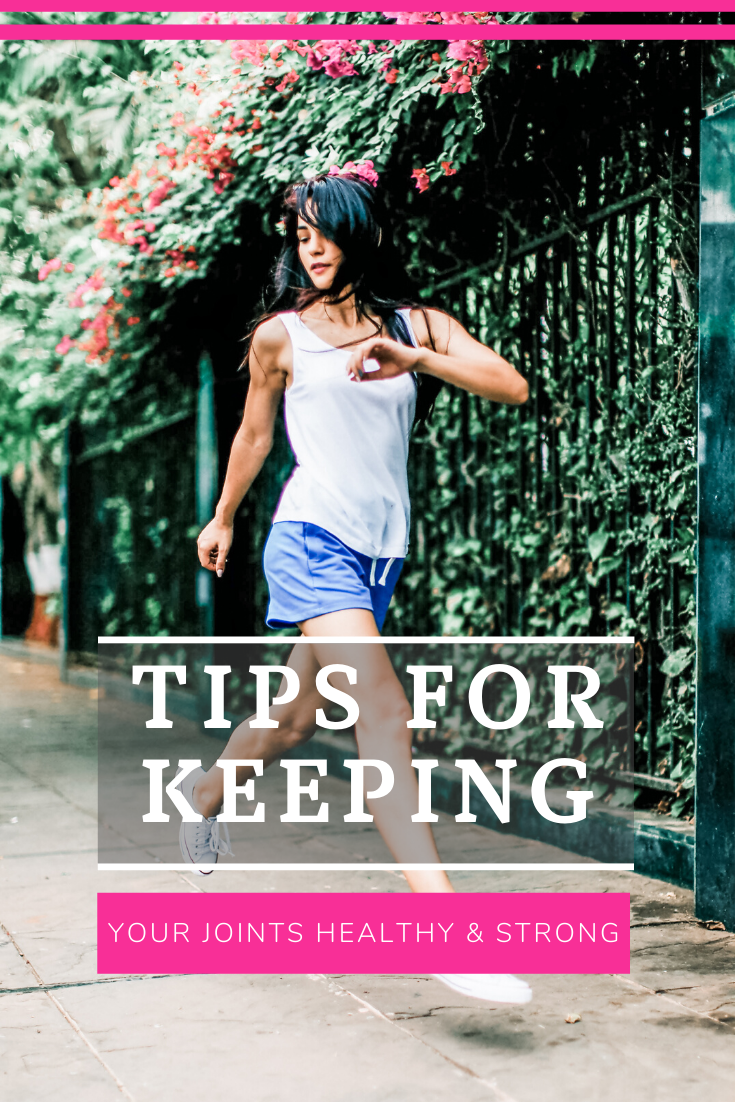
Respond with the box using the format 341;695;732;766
0;16;710;815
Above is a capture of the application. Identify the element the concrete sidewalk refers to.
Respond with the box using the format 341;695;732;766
0;653;733;1102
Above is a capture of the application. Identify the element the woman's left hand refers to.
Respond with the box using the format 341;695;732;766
346;336;419;382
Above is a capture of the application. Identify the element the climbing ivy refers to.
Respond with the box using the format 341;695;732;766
0;17;702;815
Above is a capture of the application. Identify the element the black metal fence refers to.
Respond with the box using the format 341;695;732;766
63;389;199;661
385;186;696;794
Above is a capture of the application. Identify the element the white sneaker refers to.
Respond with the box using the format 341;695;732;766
433;974;532;1004
177;766;233;876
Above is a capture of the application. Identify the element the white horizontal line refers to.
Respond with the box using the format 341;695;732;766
98;863;635;872
98;636;635;645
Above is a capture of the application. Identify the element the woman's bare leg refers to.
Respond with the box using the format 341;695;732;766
191;642;324;819
299;607;454;893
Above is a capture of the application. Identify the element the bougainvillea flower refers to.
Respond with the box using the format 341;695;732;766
231;40;269;66
440;69;473;94
307;41;360;79
38;257;62;281
55;335;75;355
447;40;486;64
146;178;176;210
328;160;379;187
68;268;106;308
411;167;430;193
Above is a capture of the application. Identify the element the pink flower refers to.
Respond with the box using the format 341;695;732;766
55;335;75;355
285;11;299;23
383;11;434;24
231;40;268;66
275;69;299;93
38;257;62;281
439;11;479;24
68;269;106;308
146;178;176;211
307;41;360;79
439;69;473;95
64;262;75;273
284;40;310;57
411;168;430;193
384;68;399;84
441;160;457;176
447;40;488;68
328;160;379;187
213;172;235;195
325;55;358;79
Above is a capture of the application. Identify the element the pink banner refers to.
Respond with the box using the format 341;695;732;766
2;24;735;41
98;892;629;974
2;2;734;10
2;2;731;9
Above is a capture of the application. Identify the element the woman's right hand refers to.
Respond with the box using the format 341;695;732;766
197;518;233;577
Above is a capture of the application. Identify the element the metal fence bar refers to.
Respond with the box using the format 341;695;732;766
195;352;216;637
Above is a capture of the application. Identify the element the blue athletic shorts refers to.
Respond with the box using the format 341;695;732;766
263;521;404;631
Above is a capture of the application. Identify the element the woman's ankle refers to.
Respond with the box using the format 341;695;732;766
404;871;455;893
192;775;221;819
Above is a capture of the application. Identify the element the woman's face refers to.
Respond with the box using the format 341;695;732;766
296;215;345;291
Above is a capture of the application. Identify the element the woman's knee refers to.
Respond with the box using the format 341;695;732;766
274;701;319;749
358;686;413;730
355;691;413;751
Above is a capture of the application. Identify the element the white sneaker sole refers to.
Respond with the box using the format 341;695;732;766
433;974;533;1004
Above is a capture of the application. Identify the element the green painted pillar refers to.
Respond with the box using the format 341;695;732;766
59;423;71;682
695;96;735;930
196;352;217;637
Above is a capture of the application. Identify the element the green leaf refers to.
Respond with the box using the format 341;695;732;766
588;527;609;562
661;648;693;678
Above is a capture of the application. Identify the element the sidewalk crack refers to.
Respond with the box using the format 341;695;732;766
308;973;521;1102
0;920;137;1099
614;972;735;1032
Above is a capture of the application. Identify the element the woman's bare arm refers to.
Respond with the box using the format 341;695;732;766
344;307;528;405
197;317;290;576
413;308;528;404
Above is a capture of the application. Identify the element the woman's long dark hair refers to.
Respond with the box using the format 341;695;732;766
242;171;443;425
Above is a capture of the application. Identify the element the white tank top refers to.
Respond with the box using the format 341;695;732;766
272;308;418;558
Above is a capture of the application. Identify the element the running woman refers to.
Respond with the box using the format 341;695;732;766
183;161;531;1006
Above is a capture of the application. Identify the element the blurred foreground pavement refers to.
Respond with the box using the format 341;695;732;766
0;651;733;1102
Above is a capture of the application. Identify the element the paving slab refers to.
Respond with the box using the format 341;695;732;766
58;973;497;1102
0;989;124;1101
1;652;734;1102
